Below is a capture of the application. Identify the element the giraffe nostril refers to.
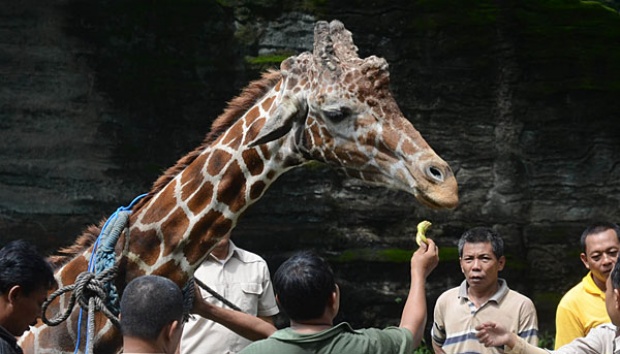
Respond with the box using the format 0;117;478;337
426;165;444;183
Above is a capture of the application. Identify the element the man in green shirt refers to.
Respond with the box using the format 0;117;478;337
239;240;439;354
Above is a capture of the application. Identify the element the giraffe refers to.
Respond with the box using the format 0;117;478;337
19;20;458;354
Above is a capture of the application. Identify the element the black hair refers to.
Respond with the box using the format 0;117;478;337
273;251;336;321
0;239;55;295
611;255;620;290
457;227;504;259
580;222;620;251
120;275;184;340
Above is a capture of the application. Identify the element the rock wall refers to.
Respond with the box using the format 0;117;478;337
2;0;620;342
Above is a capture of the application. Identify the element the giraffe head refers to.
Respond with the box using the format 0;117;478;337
250;20;458;209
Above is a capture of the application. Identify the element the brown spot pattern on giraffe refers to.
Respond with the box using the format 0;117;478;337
180;155;208;199
186;180;214;215
160;209;190;257
206;149;232;176
128;228;161;266
249;180;266;200
217;160;247;213
183;210;232;263
140;184;177;224
242;149;264;176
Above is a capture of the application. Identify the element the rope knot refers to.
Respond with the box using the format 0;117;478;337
41;266;120;329
73;272;107;311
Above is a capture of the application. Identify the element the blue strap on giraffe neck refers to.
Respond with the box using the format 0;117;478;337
89;193;148;314
92;210;129;315
75;193;148;354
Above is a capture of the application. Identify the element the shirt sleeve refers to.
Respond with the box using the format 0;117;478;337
507;325;610;354
257;261;279;317
506;336;549;354
362;327;415;354
554;325;609;354
518;298;539;346
554;300;584;349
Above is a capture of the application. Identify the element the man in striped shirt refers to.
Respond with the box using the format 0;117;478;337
431;227;538;353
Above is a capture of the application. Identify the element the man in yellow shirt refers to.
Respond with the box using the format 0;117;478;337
554;222;620;349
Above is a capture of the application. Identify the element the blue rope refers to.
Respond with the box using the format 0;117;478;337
93;210;131;314
74;193;148;354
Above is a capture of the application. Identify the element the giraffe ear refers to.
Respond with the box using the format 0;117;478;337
248;96;306;147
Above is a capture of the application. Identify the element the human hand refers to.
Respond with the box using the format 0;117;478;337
475;322;516;348
191;283;216;319
411;238;439;278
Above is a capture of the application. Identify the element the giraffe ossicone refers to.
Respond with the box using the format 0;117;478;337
20;19;458;354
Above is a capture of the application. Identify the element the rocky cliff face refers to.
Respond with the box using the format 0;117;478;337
2;0;620;341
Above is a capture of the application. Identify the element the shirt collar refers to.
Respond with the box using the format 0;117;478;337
458;278;509;303
583;271;606;299
271;322;358;343
0;325;22;354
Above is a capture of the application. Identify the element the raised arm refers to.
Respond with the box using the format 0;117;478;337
192;284;277;341
400;239;439;347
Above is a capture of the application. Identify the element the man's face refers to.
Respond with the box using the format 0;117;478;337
460;242;505;291
210;234;231;260
581;229;620;285
7;286;48;336
604;275;620;326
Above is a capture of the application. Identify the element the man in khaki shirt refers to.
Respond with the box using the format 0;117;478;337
476;252;620;354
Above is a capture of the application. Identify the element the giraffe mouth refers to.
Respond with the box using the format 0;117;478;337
336;152;458;209
342;167;436;206
413;190;448;209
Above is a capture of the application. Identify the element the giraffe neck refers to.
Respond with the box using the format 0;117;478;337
122;80;301;285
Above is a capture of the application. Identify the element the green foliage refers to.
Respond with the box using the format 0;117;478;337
330;246;529;273
438;247;459;261
299;0;329;13
413;341;434;354
538;330;556;350
245;52;295;71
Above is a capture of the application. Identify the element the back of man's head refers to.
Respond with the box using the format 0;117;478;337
611;256;620;290
0;239;55;296
457;227;504;259
273;251;336;321
120;275;184;340
580;222;620;251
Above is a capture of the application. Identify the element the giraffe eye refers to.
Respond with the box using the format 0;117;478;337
324;107;350;123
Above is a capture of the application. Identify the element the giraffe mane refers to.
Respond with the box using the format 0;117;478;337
48;221;104;269
131;69;283;211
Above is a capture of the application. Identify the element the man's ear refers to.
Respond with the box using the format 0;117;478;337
332;285;340;306
7;285;22;304
165;320;180;341
326;284;340;318
580;253;590;269
497;256;506;271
